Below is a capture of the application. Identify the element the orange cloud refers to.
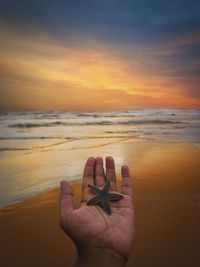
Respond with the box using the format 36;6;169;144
0;24;199;110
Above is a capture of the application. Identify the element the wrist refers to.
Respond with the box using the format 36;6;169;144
74;247;127;267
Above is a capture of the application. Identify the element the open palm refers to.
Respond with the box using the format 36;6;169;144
60;156;135;264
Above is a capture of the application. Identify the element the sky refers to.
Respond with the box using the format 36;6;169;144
0;0;200;110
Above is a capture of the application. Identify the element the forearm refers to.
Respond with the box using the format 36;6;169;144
74;247;127;267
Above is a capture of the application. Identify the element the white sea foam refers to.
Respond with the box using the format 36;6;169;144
0;109;199;147
0;109;199;208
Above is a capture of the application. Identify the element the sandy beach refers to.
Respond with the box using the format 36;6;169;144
1;142;200;266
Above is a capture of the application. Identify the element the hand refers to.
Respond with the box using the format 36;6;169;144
59;156;135;267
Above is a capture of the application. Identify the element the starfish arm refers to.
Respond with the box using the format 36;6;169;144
101;198;111;215
103;181;110;193
108;193;123;200
88;184;102;195
87;196;101;206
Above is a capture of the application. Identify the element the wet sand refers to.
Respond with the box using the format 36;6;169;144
0;143;200;266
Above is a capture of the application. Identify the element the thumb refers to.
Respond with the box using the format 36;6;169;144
60;180;74;216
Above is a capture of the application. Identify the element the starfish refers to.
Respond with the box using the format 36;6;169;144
87;181;123;215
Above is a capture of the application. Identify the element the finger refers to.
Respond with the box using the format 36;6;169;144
95;157;105;187
82;157;95;202
121;165;132;196
106;156;117;191
60;180;74;216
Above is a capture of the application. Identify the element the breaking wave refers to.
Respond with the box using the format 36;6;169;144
9;120;183;128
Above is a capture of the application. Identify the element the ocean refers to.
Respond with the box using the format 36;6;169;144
0;109;200;208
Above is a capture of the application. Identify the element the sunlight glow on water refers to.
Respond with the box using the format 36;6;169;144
0;109;199;208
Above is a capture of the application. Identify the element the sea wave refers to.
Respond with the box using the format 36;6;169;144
9;120;183;128
77;113;135;118
0;136;75;140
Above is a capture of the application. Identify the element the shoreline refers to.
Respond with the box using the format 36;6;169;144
1;141;199;210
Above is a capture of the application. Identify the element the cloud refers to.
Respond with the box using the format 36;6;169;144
0;0;200;110
1;0;200;43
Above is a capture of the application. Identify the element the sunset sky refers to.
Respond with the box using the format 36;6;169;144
0;0;200;110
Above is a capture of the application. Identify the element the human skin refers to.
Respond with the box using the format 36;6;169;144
59;156;135;267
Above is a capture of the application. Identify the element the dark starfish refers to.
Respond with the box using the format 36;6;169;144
87;181;123;215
